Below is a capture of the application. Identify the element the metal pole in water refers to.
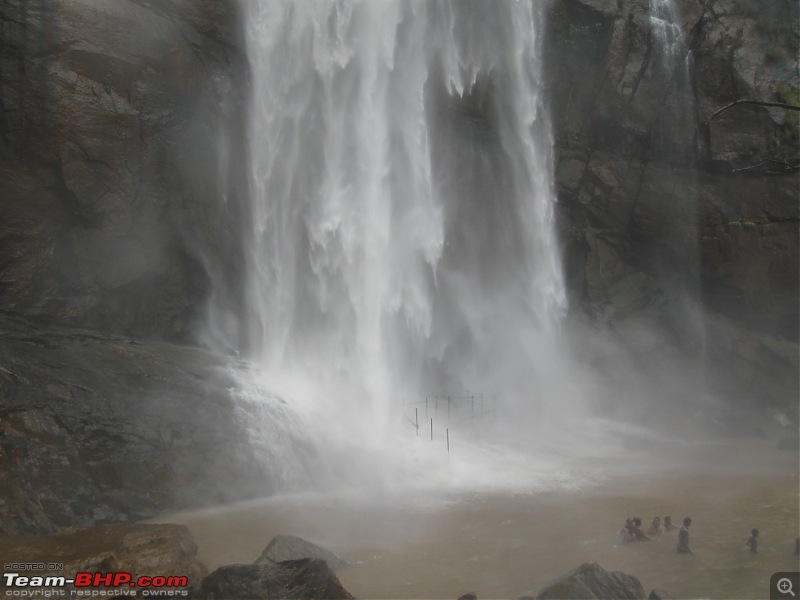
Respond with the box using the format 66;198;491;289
415;407;418;436
446;428;450;453
430;418;433;441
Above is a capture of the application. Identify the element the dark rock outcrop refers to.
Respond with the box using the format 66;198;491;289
0;310;289;534
536;562;646;599
0;0;248;342
200;558;354;600
256;534;349;570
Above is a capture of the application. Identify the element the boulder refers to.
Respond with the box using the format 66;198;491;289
95;524;207;585
0;523;206;592
648;589;675;600
200;558;353;600
536;562;645;599
256;534;349;570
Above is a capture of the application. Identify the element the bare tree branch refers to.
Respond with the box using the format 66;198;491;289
706;99;800;123
731;158;800;175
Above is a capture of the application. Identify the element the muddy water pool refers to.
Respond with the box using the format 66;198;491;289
158;439;799;599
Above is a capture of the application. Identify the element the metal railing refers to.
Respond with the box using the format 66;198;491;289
404;393;497;453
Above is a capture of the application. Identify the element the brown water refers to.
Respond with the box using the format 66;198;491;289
158;440;799;599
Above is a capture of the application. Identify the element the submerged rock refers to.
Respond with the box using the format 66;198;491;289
256;534;349;570
535;562;645;599
200;558;353;600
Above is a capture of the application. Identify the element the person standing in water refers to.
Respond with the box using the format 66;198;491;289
619;518;634;542
647;516;664;535
677;517;692;554
628;517;651;542
746;528;758;553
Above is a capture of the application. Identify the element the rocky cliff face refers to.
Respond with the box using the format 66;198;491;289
0;310;282;535
0;0;248;341
0;0;259;535
545;0;798;410
1;0;794;389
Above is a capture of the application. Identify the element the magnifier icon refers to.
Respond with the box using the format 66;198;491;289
778;578;796;597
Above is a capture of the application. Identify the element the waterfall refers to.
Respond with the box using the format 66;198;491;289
647;0;696;160
643;0;709;394
648;0;685;64
223;0;583;491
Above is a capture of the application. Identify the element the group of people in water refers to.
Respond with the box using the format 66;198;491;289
621;517;800;556
619;515;693;553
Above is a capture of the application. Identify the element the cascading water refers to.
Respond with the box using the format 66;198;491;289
221;0;596;492
648;0;685;63
646;0;708;363
647;0;696;158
